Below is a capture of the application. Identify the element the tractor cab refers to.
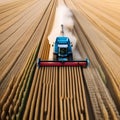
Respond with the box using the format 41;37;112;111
53;36;73;61
58;44;68;55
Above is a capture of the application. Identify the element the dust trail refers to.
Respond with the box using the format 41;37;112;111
48;5;81;60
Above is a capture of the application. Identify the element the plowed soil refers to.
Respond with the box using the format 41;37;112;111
0;0;120;119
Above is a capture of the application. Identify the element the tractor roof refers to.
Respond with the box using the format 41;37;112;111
56;36;70;44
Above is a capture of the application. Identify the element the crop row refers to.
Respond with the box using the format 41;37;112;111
65;0;120;118
0;45;38;119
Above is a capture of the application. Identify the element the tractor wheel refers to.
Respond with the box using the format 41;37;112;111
53;54;57;61
68;54;73;61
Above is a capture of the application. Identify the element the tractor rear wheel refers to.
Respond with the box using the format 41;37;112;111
53;54;57;61
68;54;73;61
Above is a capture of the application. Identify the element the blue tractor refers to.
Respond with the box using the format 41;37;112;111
53;24;73;61
53;36;73;61
37;24;90;68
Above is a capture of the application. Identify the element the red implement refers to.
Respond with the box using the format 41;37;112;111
37;58;89;68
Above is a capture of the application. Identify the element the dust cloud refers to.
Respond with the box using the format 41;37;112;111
48;5;81;60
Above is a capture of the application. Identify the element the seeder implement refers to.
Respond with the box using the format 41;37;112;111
37;58;90;68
